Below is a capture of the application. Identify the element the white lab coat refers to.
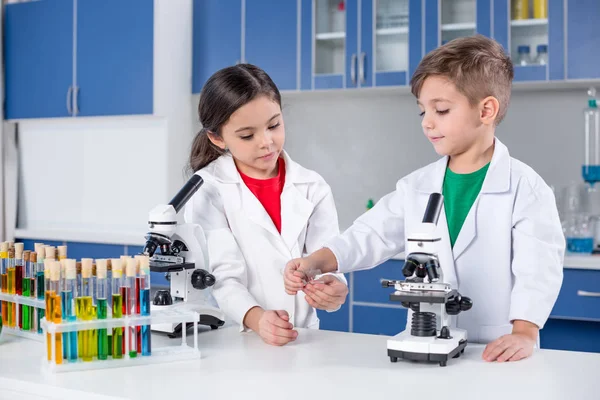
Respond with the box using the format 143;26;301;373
184;151;347;331
326;138;565;343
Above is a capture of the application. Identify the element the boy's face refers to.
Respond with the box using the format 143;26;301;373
417;76;486;157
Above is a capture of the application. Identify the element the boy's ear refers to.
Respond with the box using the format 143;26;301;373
480;96;500;125
208;132;226;150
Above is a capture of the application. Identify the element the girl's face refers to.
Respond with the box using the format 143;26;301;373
209;95;285;179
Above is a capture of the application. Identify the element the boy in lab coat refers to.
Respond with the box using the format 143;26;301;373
284;35;565;362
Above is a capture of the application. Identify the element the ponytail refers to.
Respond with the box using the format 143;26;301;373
189;128;225;172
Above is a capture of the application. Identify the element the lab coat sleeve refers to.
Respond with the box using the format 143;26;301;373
325;180;406;274
509;177;565;329
303;181;347;311
184;180;260;330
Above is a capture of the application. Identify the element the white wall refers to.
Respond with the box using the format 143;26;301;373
281;87;587;229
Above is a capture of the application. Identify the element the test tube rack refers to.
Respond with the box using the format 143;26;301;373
41;308;201;373
0;292;45;342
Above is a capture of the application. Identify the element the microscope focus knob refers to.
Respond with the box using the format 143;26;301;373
381;280;395;288
192;269;216;290
460;296;473;312
153;289;173;306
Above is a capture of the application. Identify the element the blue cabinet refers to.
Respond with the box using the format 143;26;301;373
5;0;74;119
77;0;153;116
245;1;298;91
303;0;417;90
566;0;600;79
192;0;297;93
492;0;565;82
192;0;242;93
4;0;154;119
541;268;600;353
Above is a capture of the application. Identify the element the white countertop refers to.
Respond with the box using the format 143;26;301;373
390;252;600;270
1;327;599;400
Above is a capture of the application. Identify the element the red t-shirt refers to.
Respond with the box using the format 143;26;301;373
238;157;286;233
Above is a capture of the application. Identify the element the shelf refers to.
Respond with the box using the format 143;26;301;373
316;31;345;40
376;26;408;35
441;22;476;31
511;18;548;27
14;227;146;246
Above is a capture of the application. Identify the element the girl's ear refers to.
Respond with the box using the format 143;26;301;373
208;132;226;150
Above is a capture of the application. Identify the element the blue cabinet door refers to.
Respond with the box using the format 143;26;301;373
567;0;600;79
359;0;373;88
77;0;153;116
345;0;359;89
192;0;242;93
5;0;74;119
408;0;423;80
476;0;492;38
424;0;440;54
245;1;298;91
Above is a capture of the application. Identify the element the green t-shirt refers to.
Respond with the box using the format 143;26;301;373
443;163;490;248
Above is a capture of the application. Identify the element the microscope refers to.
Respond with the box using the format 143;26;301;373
143;174;225;336
382;193;473;367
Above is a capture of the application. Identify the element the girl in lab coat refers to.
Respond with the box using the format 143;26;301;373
284;36;565;361
185;64;348;346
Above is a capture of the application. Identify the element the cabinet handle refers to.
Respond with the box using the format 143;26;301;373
73;86;79;116
577;290;600;297
351;53;357;85
359;52;366;84
66;86;73;115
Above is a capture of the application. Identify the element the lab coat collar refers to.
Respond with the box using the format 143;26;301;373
413;138;511;195
208;150;316;253
211;150;319;185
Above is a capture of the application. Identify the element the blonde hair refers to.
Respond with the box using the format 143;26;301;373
410;35;514;125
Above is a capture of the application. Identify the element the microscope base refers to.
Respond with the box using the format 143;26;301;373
387;329;468;367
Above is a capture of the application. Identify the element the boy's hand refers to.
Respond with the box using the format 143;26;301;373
303;275;348;311
284;249;339;295
483;320;538;362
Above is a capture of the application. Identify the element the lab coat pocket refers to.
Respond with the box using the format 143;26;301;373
478;324;513;344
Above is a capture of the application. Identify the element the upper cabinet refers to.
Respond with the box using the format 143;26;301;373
5;0;154;120
302;0;421;90
96;0;600;97
566;0;600;80
193;0;299;93
245;1;299;91
5;0;74;119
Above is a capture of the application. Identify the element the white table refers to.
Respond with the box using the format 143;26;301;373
1;327;599;400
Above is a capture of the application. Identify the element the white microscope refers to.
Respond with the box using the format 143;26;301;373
382;193;473;367
142;174;225;337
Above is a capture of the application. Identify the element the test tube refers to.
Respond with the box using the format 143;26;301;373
111;259;124;359
125;258;137;358
96;259;109;360
46;261;62;364
139;256;152;356
22;251;31;331
134;255;143;353
63;259;78;362
7;247;15;327
78;258;95;362
0;242;7;326
15;243;24;329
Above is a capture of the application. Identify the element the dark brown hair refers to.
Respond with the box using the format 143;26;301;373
189;64;282;172
410;35;514;125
